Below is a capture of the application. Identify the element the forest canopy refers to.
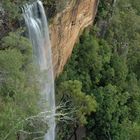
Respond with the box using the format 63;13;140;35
0;0;140;140
56;0;140;139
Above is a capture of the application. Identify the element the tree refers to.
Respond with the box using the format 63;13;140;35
0;32;40;140
56;80;97;140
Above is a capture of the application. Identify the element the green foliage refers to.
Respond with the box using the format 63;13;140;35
1;0;140;140
0;32;40;140
1;0;28;24
129;123;140;140
57;80;97;125
56;80;97;140
1;31;32;65
56;0;140;139
1;0;20;20
0;49;24;97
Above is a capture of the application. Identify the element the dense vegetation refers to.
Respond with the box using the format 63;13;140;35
0;0;70;35
0;0;140;140
0;0;71;139
56;0;140;139
0;30;43;139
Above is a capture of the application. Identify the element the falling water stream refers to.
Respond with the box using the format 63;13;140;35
22;1;55;140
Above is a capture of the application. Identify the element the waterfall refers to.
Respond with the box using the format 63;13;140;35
22;1;55;140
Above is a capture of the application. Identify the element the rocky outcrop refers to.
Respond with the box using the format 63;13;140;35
49;0;99;76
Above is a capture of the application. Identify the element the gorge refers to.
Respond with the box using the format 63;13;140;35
1;0;140;140
0;0;99;139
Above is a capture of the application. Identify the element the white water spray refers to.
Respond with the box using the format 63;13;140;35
22;1;55;140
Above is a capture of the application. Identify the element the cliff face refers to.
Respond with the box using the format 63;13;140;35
49;0;99;76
